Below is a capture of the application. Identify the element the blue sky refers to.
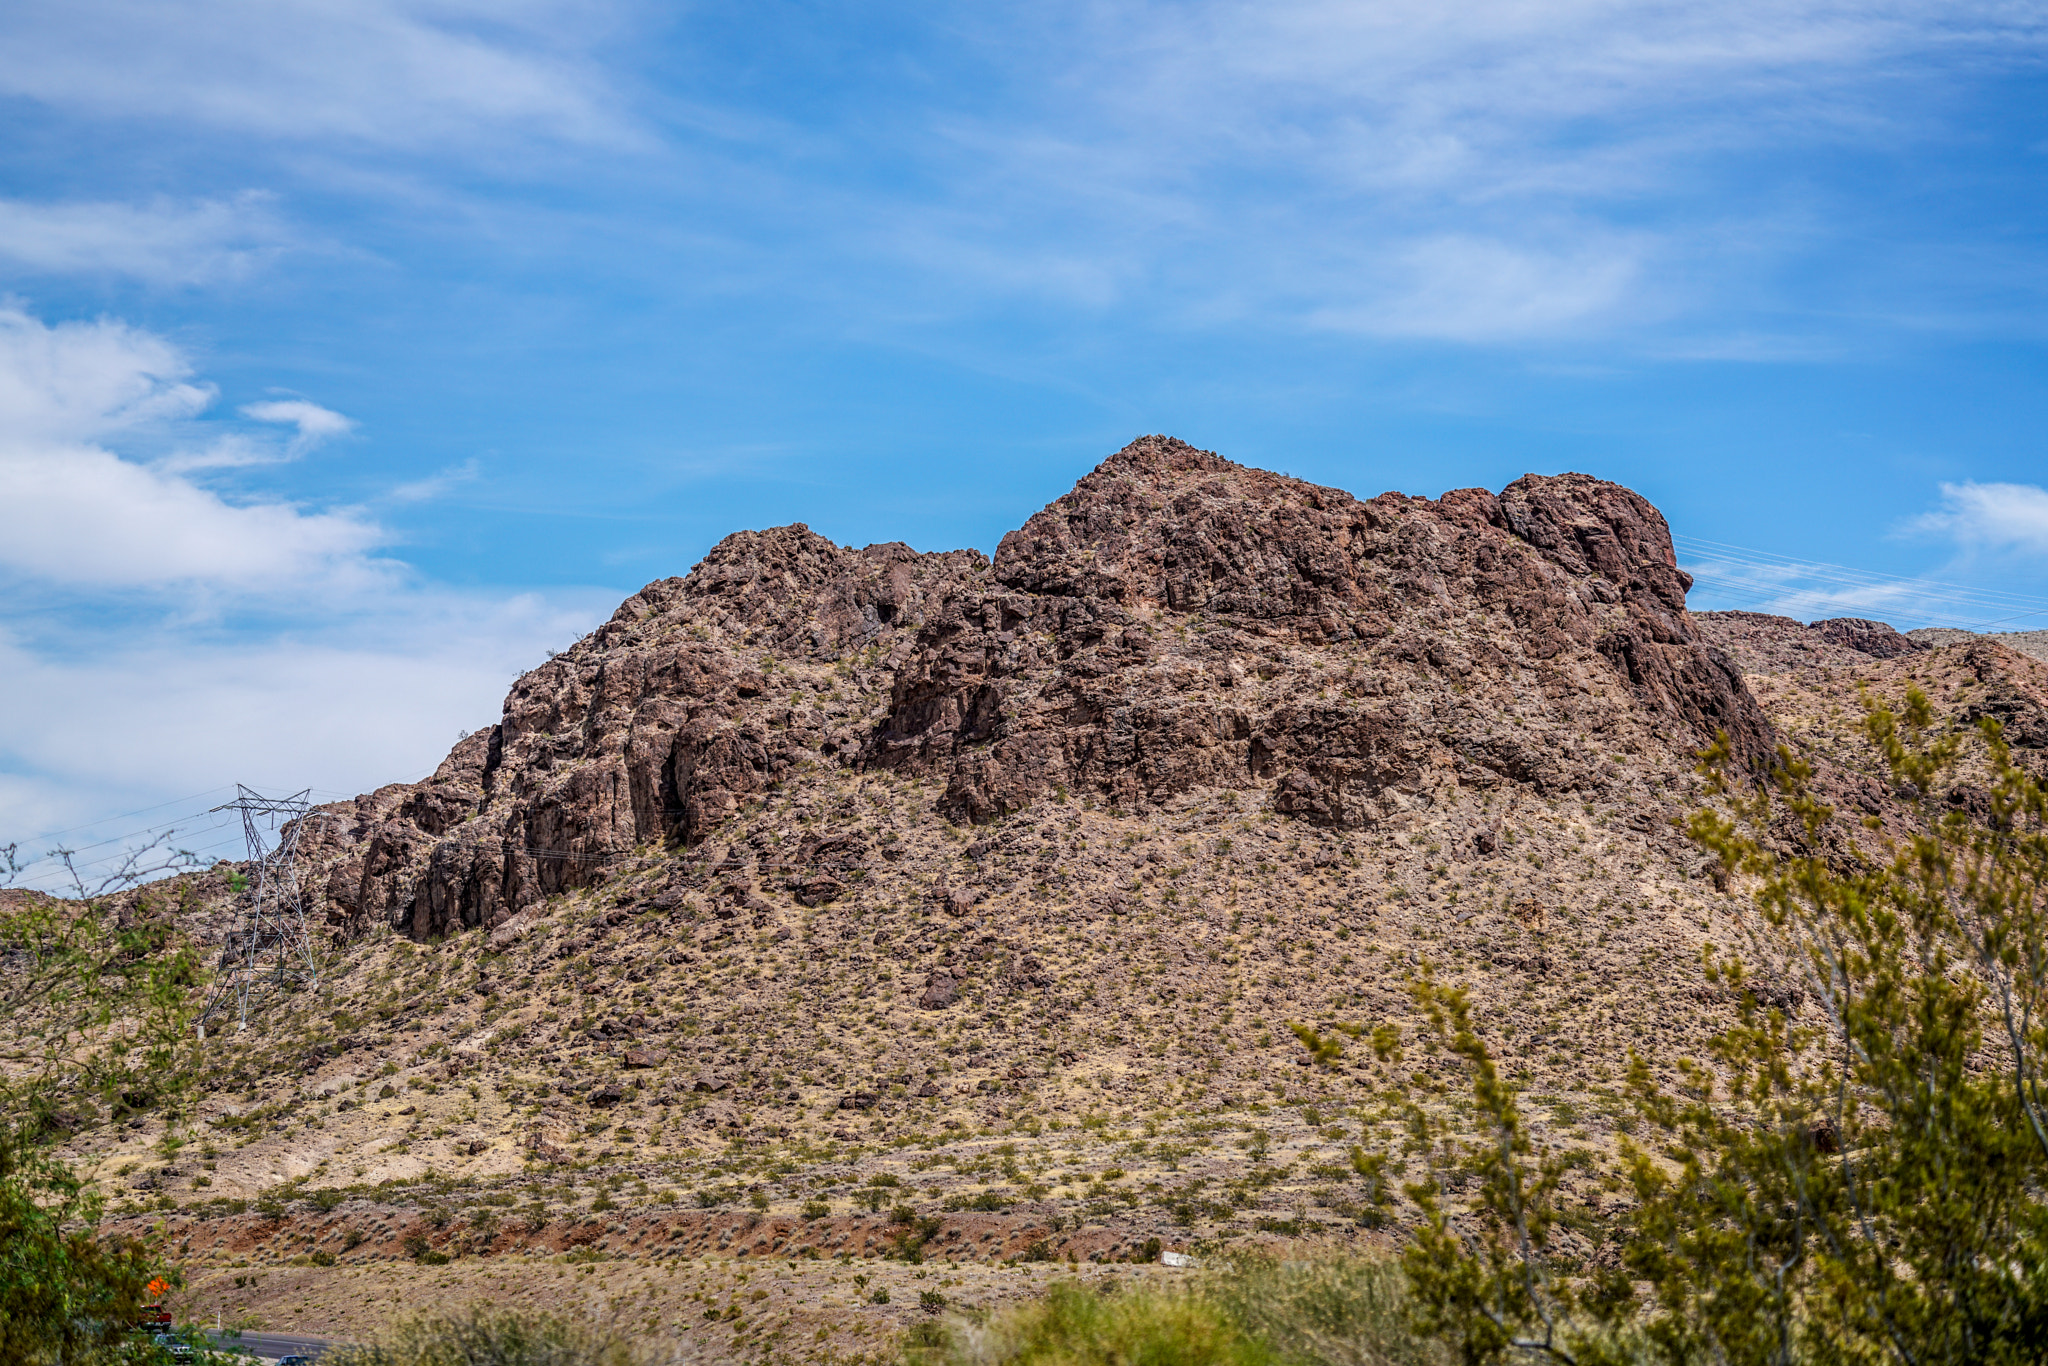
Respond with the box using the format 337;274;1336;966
3;1;2047;880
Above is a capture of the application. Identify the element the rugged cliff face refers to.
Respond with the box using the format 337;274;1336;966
295;437;1767;945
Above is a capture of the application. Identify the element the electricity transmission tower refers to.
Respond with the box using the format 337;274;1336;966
197;786;317;1035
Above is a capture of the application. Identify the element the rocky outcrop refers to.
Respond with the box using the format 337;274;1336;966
1693;611;1927;673
303;436;1773;942
1810;618;1924;660
872;442;1768;825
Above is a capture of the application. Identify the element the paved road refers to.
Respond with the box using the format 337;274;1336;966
206;1329;333;1360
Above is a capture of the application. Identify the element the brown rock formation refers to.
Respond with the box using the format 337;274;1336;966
300;436;1771;942
1692;610;1926;672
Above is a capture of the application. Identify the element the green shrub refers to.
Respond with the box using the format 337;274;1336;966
0;1136;161;1366
321;1305;635;1366
1203;1254;1447;1366
953;1280;1271;1366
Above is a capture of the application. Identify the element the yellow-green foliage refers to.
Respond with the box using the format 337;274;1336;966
1201;1255;1448;1366
941;1259;1442;1366
1287;1022;1345;1067
951;1279;1273;1366
321;1306;636;1366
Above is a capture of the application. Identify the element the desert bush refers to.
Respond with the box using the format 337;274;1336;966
945;1279;1272;1366
323;1306;636;1366
1203;1254;1447;1366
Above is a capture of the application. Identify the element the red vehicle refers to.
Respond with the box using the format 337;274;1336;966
132;1279;193;1360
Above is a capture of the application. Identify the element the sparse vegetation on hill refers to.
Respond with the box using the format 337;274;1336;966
1401;687;2048;1364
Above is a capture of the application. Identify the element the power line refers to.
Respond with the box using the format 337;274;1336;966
1675;534;2048;631
1675;535;2048;609
15;784;239;845
41;810;238;862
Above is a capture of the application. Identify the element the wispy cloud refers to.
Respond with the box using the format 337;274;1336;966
0;0;641;150
390;458;480;504
0;193;291;284
1910;481;2048;558
1308;234;1646;340
240;398;356;455
6;1;2041;350
868;0;2048;343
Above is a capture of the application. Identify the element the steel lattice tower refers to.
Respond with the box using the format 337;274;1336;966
198;786;318;1034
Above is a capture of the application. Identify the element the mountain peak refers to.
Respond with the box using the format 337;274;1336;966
289;437;1774;943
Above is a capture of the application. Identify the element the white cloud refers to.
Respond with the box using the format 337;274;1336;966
156;399;359;472
1913;481;2048;557
0;0;639;150
241;398;356;454
0;589;613;882
154;434;292;475
0;442;389;591
0;307;386;593
0;194;290;284
0;308;213;441
0;303;620;869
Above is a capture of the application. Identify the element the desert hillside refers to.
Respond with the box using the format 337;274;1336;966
38;436;2048;1356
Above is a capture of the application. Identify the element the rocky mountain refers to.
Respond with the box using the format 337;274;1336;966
56;436;2048;1357
297;435;1769;946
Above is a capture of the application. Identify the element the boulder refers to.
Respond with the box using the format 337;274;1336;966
791;876;846;906
919;970;960;1009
